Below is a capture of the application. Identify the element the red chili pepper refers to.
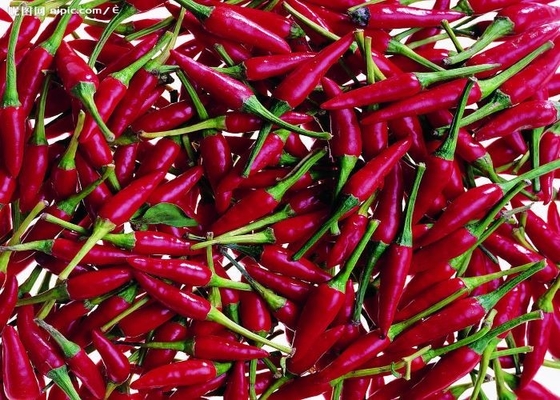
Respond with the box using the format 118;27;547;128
133;271;290;353
517;278;560;389
2;325;42;400
169;373;229;398
412;79;474;223
321;76;362;195
131;358;231;390
293;138;411;260
0;274;18;333
16;304;81;400
349;3;464;29
142;318;188;370
224;361;248;400
0;13;26;177
145;334;269;361
71;285;137;347
0;15;41;62
79;32;172;143
177;0;291;54
538;125;560;203
210;149;325;235
230;244;331;283
389;261;544;353
34;319;110;400
223;52;316;81
91;330;131;384
468;21;560;79
322;63;494;111
270;208;329;245
290;220;377;366
17;267;132;305
171;50;328;139
475;100;560;141
377;164;425;334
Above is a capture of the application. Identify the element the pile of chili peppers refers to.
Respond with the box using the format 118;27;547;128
2;0;560;398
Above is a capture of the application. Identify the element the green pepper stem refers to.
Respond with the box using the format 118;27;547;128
35;319;81;358
88;3;137;68
191;228;276;250
2;9;23;107
47;366;81;400
445;18;514;65
140;116;226;138
207;307;292;353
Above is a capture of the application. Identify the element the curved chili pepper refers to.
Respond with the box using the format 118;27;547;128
91;330;130;384
16;304;81;400
224;361;248;400
290;220;377;365
244;260;310;303
171;50;328;139
270;208;329;245
45;301;91;338
169;373;229;398
2;325;42;400
36;319;112;400
293;138;411;260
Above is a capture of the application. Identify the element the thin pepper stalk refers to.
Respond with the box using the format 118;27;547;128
34;319;110;400
292;138;411;260
446;3;560;65
377;163;425;334
0;11;25;177
0;200;47;274
133;271;292;353
50;110;84;200
289;220;378;365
